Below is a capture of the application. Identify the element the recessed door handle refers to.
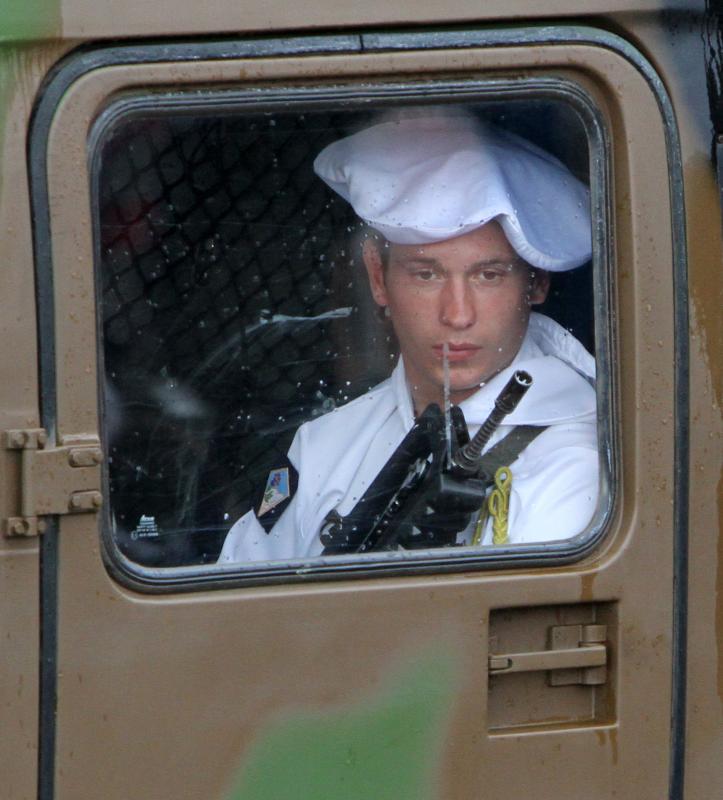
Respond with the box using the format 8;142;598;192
488;643;607;675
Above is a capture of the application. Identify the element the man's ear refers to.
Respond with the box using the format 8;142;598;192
362;239;389;307
529;269;551;305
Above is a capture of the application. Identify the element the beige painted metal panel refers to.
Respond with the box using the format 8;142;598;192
47;0;699;39
1;0;700;44
621;17;723;799
0;42;70;800
40;39;682;800
0;551;39;800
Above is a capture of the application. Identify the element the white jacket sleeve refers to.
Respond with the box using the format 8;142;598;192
217;428;306;564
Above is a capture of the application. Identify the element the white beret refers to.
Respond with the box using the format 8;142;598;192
313;114;592;271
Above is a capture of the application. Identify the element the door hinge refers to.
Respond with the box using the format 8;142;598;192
489;623;608;686
3;428;103;538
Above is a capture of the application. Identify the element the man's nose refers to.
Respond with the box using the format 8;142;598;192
440;279;476;329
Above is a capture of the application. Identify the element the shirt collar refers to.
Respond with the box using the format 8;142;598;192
390;313;596;428
390;356;416;430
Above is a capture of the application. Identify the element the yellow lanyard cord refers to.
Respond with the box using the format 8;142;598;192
489;466;512;545
488;466;513;545
471;505;488;546
471;466;513;546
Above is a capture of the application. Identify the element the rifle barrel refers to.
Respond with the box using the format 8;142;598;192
451;370;533;474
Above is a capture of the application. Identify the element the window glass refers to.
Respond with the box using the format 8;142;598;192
96;93;600;572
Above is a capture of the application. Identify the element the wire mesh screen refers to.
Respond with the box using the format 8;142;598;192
99;110;393;565
96;98;593;568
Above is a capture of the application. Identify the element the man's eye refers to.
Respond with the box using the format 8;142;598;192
412;269;438;281
476;269;504;284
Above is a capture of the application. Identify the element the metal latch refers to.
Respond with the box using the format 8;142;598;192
489;623;608;686
3;428;103;538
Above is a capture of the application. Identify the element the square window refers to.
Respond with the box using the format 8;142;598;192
94;86;609;577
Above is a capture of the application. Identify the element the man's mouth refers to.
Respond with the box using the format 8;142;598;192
433;343;481;362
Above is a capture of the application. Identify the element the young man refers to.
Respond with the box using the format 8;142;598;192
219;113;598;564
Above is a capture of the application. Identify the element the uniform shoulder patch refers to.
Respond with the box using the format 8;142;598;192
254;458;298;533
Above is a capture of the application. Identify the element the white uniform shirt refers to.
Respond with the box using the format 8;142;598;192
219;313;598;564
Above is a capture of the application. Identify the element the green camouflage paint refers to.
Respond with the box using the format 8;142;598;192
227;654;456;800
0;0;61;42
0;1;61;194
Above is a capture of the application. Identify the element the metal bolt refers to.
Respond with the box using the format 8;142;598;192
69;448;103;467
8;431;26;449
92;492;103;509
36;430;48;448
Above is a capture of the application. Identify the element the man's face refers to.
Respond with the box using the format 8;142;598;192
362;221;549;411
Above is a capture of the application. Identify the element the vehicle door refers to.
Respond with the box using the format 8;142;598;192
28;27;686;799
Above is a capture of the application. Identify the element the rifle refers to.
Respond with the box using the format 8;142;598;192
319;370;533;554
